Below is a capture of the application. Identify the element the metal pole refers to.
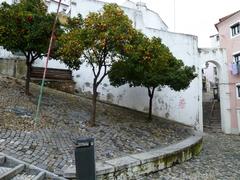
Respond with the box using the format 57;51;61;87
34;0;62;127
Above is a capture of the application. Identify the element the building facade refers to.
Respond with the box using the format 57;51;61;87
213;10;240;134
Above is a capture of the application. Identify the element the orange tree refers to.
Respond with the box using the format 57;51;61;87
109;32;197;120
57;4;135;126
0;0;62;95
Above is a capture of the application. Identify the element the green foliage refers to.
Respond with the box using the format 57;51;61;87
0;0;61;56
0;0;63;94
57;3;134;70
109;32;197;120
65;14;83;31
109;33;196;91
57;3;135;126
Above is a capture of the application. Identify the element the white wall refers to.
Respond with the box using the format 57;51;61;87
0;0;14;4
199;48;231;134
203;63;217;92
210;34;220;48
34;0;203;131
0;47;20;59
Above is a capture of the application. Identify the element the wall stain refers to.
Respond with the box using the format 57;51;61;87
85;82;91;88
103;83;108;87
107;93;114;103
117;94;123;104
165;112;170;118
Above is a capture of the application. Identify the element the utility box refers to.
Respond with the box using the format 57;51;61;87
75;137;96;180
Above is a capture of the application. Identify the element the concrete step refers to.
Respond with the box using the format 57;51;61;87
203;101;221;133
0;164;25;179
0;153;66;180
33;171;46;180
12;172;37;180
204;126;222;129
0;166;12;175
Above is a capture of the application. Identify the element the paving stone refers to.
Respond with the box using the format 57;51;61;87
141;132;240;179
0;76;193;173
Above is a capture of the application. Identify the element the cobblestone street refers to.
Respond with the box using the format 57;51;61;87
0;76;192;175
1;76;239;179
141;131;240;180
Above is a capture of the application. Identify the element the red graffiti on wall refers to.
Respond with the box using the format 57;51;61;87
178;98;186;109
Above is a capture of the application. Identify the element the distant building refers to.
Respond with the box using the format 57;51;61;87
213;10;240;134
202;62;218;92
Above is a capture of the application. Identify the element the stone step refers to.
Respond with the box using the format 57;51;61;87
0;164;25;179
208;121;221;124
204;126;222;130
203;120;220;123
32;171;46;180
204;125;221;129
0;153;66;180
0;166;12;175
12;172;37;180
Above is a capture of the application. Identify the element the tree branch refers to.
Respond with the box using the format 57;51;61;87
147;87;156;98
83;51;97;77
96;60;107;87
33;52;40;61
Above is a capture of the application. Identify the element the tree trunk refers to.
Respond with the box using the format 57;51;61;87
148;87;155;121
25;61;31;96
89;84;97;126
148;94;153;121
13;59;17;78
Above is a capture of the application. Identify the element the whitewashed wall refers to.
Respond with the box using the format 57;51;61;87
0;0;14;4
33;0;204;131
199;48;231;134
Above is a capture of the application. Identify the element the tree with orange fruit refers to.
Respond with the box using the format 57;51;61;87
57;4;135;126
109;32;197;121
0;0;62;95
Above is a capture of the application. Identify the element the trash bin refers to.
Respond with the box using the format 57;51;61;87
75;137;96;180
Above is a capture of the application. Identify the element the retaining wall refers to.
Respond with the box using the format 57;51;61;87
64;132;203;179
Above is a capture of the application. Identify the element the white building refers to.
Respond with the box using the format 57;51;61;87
1;0;235;134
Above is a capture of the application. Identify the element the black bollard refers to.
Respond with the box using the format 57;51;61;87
75;137;96;180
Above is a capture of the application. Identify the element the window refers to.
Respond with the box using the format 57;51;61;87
234;53;240;63
236;84;240;98
231;23;240;37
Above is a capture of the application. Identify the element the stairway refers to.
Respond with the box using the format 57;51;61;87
203;100;222;133
0;153;66;180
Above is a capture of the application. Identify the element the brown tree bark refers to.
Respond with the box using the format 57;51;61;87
25;59;31;96
89;83;98;127
148;87;155;121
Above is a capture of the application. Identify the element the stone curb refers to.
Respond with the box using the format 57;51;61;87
63;131;203;179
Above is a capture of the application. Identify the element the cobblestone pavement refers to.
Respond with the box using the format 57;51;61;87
140;131;240;180
0;76;192;174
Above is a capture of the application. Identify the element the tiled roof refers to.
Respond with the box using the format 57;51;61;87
219;10;240;22
215;10;240;30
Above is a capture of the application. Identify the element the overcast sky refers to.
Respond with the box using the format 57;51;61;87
102;0;240;47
